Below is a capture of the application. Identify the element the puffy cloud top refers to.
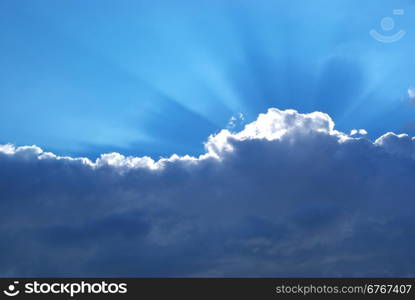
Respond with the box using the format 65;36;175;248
1;108;415;276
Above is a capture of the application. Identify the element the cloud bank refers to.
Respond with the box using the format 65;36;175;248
1;108;415;277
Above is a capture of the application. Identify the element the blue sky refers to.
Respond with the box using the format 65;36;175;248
1;1;415;277
1;0;414;158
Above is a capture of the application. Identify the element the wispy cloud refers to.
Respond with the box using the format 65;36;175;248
226;113;245;130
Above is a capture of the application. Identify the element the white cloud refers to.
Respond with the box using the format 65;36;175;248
409;87;415;100
408;87;415;106
1;108;415;276
350;129;368;136
226;113;245;130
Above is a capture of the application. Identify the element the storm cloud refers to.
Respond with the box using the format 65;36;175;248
1;108;415;276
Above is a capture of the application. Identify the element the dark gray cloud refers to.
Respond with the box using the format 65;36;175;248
1;108;415;277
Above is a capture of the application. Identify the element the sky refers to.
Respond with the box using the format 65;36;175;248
1;0;415;277
1;0;415;158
